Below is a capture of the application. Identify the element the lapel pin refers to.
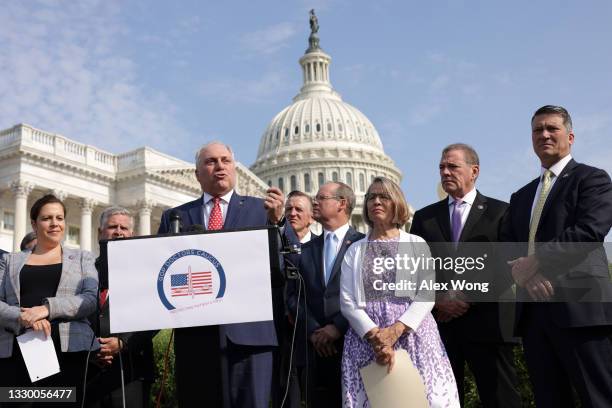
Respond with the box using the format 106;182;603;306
562;174;569;178
477;205;484;210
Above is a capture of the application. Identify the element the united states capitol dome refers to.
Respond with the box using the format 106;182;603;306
250;11;403;230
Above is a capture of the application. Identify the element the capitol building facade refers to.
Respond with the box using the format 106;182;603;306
0;18;406;253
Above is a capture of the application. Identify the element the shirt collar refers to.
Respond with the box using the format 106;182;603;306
541;154;572;178
448;188;477;206
300;230;312;244
203;190;234;205
323;223;350;242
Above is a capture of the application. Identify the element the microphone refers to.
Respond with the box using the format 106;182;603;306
169;211;181;234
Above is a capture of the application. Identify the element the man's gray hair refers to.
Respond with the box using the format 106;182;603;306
99;206;133;229
286;190;314;211
442;143;480;165
195;141;235;167
532;105;573;131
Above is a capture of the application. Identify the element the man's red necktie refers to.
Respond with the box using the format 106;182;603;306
208;197;223;230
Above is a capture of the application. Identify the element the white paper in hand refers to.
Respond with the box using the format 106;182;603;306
359;349;429;408
16;330;60;382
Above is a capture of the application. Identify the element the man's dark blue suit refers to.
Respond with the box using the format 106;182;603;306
501;159;612;407
286;227;364;407
158;192;279;408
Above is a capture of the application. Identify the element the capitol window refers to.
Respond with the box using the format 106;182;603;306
316;123;321;133
67;225;80;245
359;173;366;191
346;172;353;188
290;175;297;191
295;126;299;134
318;172;324;187
305;124;310;133
278;178;284;192
332;171;338;182
2;211;15;231
327;123;332;132
338;123;343;132
304;173;311;192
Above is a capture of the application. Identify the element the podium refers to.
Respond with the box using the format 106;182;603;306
97;226;281;336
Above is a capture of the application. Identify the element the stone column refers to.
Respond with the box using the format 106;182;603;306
137;199;155;236
10;180;33;252
79;198;96;251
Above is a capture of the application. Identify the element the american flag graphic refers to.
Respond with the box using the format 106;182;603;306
170;266;213;297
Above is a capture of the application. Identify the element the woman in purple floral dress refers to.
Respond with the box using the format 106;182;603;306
340;177;459;407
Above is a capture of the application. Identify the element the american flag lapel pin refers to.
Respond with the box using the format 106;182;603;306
477;204;484;210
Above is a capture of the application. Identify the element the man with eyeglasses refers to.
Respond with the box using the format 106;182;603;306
286;182;364;407
410;143;521;407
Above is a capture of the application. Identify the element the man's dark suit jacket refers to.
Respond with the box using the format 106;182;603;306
158;192;281;408
410;192;515;342
286;227;365;362
500;159;612;330
158;193;280;346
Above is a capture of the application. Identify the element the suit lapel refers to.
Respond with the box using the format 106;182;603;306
311;234;325;288
459;192;486;241
518;178;540;240
57;246;78;295
538;159;577;226
187;197;204;228
327;228;360;286
10;251;29;303
223;192;245;229
435;198;452;242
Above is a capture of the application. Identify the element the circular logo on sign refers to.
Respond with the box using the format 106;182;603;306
157;249;226;311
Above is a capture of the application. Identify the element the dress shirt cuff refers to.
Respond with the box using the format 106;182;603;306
398;301;434;332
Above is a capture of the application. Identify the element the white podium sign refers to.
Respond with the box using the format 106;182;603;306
107;228;273;333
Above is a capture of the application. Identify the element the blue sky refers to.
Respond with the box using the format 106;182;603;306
1;0;611;215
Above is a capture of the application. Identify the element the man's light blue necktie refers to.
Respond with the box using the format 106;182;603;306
324;233;338;285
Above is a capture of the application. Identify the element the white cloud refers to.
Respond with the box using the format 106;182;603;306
429;75;450;93
0;0;187;153
240;22;298;55
408;102;444;125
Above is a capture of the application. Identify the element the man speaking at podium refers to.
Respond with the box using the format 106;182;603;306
158;141;285;408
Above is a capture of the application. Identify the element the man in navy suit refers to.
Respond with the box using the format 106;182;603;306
287;182;364;407
501;105;612;407
88;206;155;408
158;141;285;408
285;191;315;244
410;144;521;407
280;190;316;408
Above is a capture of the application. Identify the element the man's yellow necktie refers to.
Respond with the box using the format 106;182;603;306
528;170;553;255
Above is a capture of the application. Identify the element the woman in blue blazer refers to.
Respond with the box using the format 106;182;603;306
0;194;98;402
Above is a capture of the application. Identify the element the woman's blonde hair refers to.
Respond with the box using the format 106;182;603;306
362;176;410;228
